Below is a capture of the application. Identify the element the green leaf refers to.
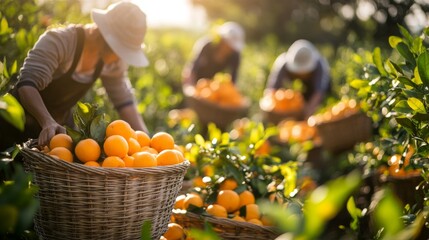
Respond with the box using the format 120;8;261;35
393;100;412;114
195;134;205;146
395;117;415;135
90;114;107;144
373;47;388;76
140;220;152;240
374;188;405;237
388;36;402;48
0;94;25;131
397;76;418;88
350;79;368;89
407;97;426;114
417;50;429;86
396;42;416;67
412;37;423;54
398;24;413;45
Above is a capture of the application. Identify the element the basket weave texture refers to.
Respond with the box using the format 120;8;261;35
261;109;302;125
173;210;281;240
20;145;190;240
316;112;372;153
184;94;250;130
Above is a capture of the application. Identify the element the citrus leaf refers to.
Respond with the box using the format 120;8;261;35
373;47;387;76
407;97;426;114
396;42;416;67
398;24;413;45
350;79;368;89
397;76;418;88
388;36;402;48
90;114;107;144
417;50;429;87
393;100;412;114
140;220;152;240
0;94;25;131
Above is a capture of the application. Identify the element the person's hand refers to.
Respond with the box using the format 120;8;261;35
38;122;66;147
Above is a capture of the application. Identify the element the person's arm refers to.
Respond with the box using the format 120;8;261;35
117;103;149;133
183;38;211;86
303;91;324;119
229;52;240;84
18;86;66;146
303;59;330;119
266;52;288;90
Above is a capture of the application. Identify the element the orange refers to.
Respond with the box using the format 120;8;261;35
247;218;263;226
49;147;73;163
133;151;157;168
84;161;100;167
244;204;260;221
173;149;185;163
103;135;128;158
174;194;186;210
105;119;136;139
183;193;204;209
74;138;101;163
217;190;240;213
239;190;255;207
206;204;228;218
219;178;238;190
231;215;245;222
127;137;141;156
193;176;206;188
141;146;159;155
174;144;185;155
135;130;151;147
163;223;185;240
260;215;273;226
150;132;175;153
122;155;135;167
156;149;180;166
49;133;73;150
101;156;125;168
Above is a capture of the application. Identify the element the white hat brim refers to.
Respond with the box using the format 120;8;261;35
92;10;149;67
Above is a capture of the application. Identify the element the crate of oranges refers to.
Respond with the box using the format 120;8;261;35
259;88;304;125
183;73;250;130
20;119;189;240
307;99;372;153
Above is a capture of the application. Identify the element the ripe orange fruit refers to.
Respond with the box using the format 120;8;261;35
239;190;255;207
122;155;135;167
247;218;263;226
49;133;73;150
244;204;260;221
260;215;273;226
103;135;128;158
150;132;175;153
74;138;101;163
84;161;100;167
156;149;180;166
163;223;185;240
174;194;186;209
135;130;150;147
102;156;125;168
133;151;157;168
49;147;73;162
173;149;185;163
232;215;245;222
217;190;240;213
219;178;238;190
206;204;228;218
193;176;206;188
105;119;136;139
127;137;141;156
141;146;158;155
183;193;204;209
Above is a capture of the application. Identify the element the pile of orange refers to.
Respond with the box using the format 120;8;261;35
44;120;185;168
307;99;360;126
173;178;273;227
193;74;245;107
259;88;304;113
277;120;319;143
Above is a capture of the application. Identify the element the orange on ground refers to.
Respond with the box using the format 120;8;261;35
74;138;101;163
122;155;135;167
84;161;100;167
163;223;185;240
156;149;180;166
49;133;73;150
49;147;74;162
150;132;175;153
244;204;261;221
239;190;255;207
103;135;128;158
133;151;157;168
206;204;228;218
127;137;141;156
135;130;150;147
247;218;263;226
102;156;125;168
217;190;240;213
219;178;238;190
174;194;186;209
105;119;136;139
183;193;204;209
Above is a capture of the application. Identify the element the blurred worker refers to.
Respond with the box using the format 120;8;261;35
182;22;245;86
265;39;331;119
0;1;149;150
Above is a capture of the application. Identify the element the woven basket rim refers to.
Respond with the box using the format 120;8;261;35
172;210;279;234
20;144;190;176
315;111;367;127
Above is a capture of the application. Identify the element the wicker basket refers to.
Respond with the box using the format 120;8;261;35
172;210;281;240
384;174;425;209
20;144;190;240
316;112;372;153
183;86;250;130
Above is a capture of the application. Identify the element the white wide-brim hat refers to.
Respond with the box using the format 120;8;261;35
218;22;245;52
285;39;319;74
92;1;149;67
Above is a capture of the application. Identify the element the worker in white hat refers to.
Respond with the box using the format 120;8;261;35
265;39;331;119
182;21;245;86
1;1;150;149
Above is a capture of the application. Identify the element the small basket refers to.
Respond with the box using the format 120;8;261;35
315;112;372;153
384;173;425;209
261;109;303;125
172;210;281;240
20;143;190;240
183;88;250;130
